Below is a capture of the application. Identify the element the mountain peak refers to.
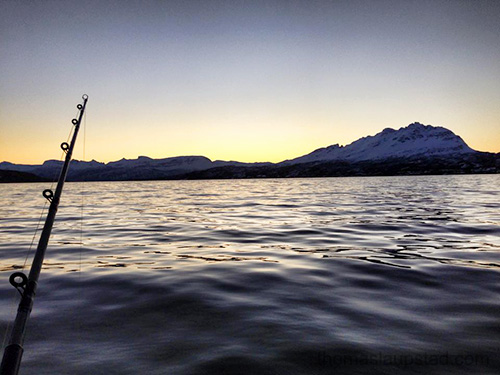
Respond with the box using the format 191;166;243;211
288;123;475;164
381;127;396;134
1;122;485;181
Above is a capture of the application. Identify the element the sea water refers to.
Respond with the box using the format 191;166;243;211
0;175;499;374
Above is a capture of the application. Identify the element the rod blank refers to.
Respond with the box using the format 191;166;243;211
0;94;88;375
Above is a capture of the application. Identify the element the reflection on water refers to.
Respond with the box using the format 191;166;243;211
0;175;499;374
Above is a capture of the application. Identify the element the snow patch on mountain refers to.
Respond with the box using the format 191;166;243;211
0;123;480;180
286;123;475;164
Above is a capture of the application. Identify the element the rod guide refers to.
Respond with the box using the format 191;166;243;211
9;272;28;296
61;142;70;153
42;189;54;202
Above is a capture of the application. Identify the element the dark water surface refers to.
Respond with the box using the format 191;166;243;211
1;175;499;374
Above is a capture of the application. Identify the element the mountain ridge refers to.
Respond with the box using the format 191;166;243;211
1;123;498;181
282;122;474;165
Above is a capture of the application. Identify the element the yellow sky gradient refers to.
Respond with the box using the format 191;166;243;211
1;1;499;165
1;104;499;165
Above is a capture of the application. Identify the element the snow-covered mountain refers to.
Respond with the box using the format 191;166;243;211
284;122;475;164
1;122;489;181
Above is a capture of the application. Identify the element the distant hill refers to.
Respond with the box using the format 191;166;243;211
1;123;498;182
0;156;272;181
0;169;49;183
176;153;499;179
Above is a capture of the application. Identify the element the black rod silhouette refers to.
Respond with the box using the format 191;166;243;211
1;94;88;375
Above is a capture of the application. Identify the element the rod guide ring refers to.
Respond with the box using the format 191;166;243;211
9;272;28;289
77;104;83;110
72;119;78;125
42;189;54;202
82;94;88;100
61;142;69;152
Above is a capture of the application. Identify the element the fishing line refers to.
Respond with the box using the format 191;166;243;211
48;122;76;185
22;202;48;270
79;105;86;273
2;107;83;351
22;120;76;270
2;95;88;374
75;101;87;353
0;292;17;352
80;108;86;272
3;195;49;350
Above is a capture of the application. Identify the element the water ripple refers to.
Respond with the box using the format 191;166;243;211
0;175;499;374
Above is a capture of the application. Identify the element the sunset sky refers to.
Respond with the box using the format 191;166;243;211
1;0;499;164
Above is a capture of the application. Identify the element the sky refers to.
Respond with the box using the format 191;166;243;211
1;0;499;164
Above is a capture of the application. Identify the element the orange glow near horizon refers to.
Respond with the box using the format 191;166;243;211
1;1;499;165
1;115;499;165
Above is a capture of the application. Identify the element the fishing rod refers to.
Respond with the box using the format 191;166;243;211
1;94;88;375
